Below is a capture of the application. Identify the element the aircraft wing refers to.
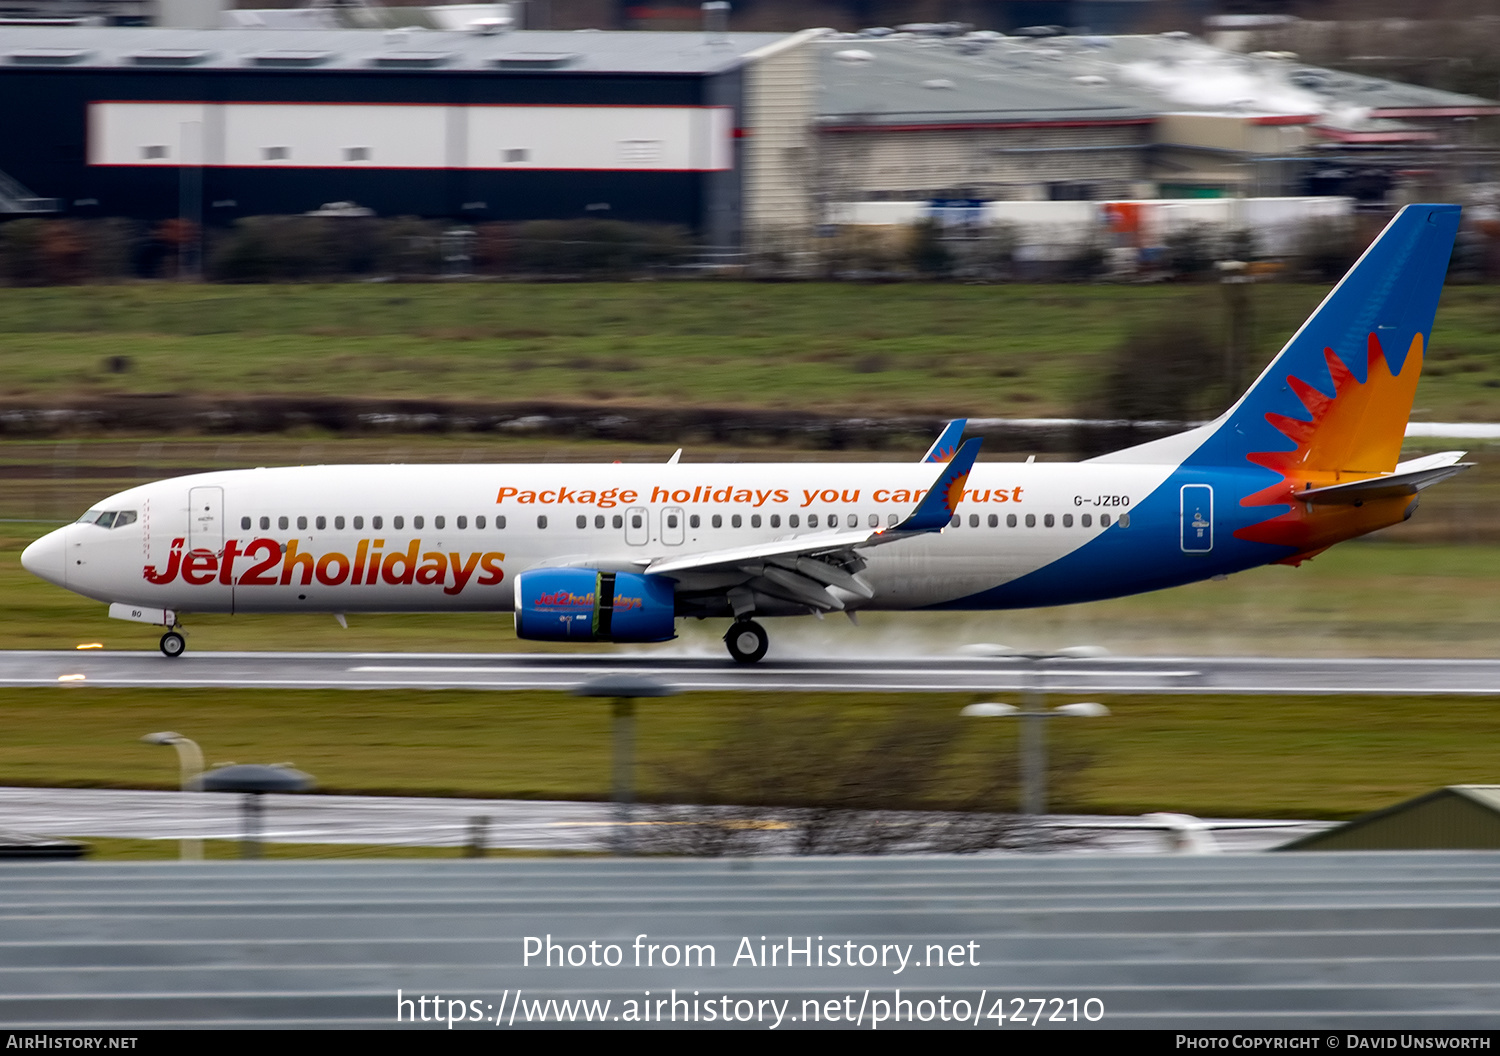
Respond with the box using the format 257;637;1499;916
1299;451;1472;505
640;438;982;612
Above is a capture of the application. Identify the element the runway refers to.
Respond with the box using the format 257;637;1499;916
3;649;1500;694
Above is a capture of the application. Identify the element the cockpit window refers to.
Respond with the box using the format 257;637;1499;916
76;510;136;529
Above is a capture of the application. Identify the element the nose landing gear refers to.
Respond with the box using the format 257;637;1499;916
724;619;768;664
159;630;186;658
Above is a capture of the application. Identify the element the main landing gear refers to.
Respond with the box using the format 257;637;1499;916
724;620;769;665
159;629;186;659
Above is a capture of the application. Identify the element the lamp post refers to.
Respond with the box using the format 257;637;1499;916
199;764;315;859
141;731;204;861
961;647;1110;818
573;675;677;855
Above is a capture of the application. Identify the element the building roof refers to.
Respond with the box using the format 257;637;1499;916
1281;786;1500;851
0;25;795;74
817;30;1500;132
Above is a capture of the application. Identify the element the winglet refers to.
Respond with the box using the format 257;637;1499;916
888;437;982;533
921;419;967;463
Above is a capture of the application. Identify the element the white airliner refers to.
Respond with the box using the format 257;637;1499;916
21;205;1471;663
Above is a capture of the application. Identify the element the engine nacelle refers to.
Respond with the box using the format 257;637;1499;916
513;568;677;643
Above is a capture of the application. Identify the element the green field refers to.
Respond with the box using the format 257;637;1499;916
2;282;1499;419
1;687;1496;822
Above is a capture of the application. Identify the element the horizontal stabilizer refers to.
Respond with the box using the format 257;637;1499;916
1299;450;1472;505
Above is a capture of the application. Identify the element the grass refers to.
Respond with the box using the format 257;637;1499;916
1;282;1498;419
70;837;530;860
1;687;1497;821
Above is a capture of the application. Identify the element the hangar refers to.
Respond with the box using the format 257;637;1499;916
0;24;821;249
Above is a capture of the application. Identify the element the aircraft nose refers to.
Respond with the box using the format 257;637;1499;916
20;527;67;587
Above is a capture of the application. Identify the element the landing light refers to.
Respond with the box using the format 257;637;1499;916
75;643;103;650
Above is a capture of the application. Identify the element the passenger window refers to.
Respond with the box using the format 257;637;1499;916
297;516;307;530
241;517;251;530
335;516;345;530
770;515;781;528
788;514;799;528
1101;513;1112;527
950;515;960;528
888;514;900;526
353;516;364;530
631;514;642;529
477;515;486;529
667;514;679;529
538;515;548;529
1120;513;1131;528
1007;514;1017;528
1082;514;1092;528
576;515;586;529
414;516;424;529
969;514;979;528
712;514;722;528
690;514;700;529
1044;514;1055;528
278;516;289;530
316;516;326;530
260;516;270;530
612;514;622;529
1063;514;1073;528
595;515;605;529
457;516;467;529
497;516;507;529
394;516;404;530
373;516;383;530
808;514;819;528
1025;514;1036;528
988;514;998;528
849;514;859;528
435;516;445;529
869;513;880;528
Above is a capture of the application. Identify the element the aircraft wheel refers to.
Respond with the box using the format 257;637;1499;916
724;620;768;665
159;631;186;659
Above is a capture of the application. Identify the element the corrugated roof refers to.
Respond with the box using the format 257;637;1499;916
0;25;794;74
817;31;1499;130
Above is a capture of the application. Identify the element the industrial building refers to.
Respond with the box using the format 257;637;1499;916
0;20;1495;252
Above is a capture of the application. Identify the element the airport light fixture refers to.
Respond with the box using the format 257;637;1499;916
200;763;315;859
960;646;1111;818
573;675;678;855
141;731;204;861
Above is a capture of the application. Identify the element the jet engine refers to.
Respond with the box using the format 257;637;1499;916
513;568;676;642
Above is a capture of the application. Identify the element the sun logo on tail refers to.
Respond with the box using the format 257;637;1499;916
1235;332;1424;554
